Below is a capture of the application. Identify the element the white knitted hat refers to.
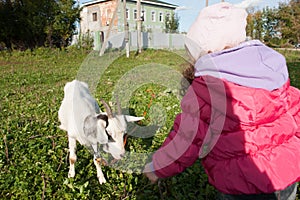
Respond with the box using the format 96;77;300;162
185;2;248;61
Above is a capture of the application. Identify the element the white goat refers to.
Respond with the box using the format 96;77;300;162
58;80;143;184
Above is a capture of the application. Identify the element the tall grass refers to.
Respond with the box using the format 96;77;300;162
0;48;299;199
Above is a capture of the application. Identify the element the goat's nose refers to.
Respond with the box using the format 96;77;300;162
120;152;125;158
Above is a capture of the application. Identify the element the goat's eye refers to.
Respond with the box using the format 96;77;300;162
105;130;111;137
105;129;112;135
105;130;115;142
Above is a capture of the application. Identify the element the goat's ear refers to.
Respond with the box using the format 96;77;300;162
96;114;108;128
83;115;97;137
125;115;144;122
96;114;115;142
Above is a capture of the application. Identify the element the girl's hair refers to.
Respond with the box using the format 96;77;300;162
181;62;195;84
180;62;195;96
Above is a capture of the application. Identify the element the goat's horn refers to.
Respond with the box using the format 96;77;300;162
100;98;113;118
116;95;122;115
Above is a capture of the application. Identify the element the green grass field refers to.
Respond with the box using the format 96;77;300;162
0;48;299;199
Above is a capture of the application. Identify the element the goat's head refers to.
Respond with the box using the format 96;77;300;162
84;99;143;160
101;99;143;160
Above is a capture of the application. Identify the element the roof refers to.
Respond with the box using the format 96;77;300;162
81;0;109;7
82;0;178;9
141;0;177;8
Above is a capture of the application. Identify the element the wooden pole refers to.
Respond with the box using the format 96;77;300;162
123;0;130;57
137;0;142;53
99;0;120;56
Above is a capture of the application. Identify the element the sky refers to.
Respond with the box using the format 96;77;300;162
80;0;288;32
167;0;287;32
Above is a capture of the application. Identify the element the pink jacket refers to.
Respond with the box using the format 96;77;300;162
152;75;300;194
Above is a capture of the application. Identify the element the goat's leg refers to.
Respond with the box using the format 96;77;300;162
93;154;106;184
91;144;106;184
68;137;77;178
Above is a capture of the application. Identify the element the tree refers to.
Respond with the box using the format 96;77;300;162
261;7;279;45
246;12;255;39
0;0;80;50
46;0;81;48
277;0;300;45
253;11;264;40
246;0;300;47
164;12;179;33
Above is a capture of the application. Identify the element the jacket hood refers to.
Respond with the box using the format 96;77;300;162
194;40;289;91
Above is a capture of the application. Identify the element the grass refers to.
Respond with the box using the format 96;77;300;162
0;47;299;199
278;49;300;88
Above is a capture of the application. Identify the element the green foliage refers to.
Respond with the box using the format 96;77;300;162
0;48;299;199
246;0;300;47
164;13;180;34
277;0;300;45
47;0;81;48
0;0;80;50
0;48;210;199
278;49;300;89
74;32;95;50
261;7;278;45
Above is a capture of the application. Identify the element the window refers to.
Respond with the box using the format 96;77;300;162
141;10;146;21
133;9;137;20
92;12;97;21
133;9;146;21
126;8;130;20
159;12;163;22
151;11;156;22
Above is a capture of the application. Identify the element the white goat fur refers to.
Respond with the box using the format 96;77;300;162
58;80;143;184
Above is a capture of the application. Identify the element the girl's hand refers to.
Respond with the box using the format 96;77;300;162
143;162;159;184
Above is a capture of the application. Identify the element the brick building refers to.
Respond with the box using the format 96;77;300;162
80;0;178;37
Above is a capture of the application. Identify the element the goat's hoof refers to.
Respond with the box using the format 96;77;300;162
98;177;107;184
68;171;75;178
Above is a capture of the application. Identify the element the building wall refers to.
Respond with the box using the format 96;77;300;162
93;31;185;51
142;4;174;32
80;5;101;34
118;1;175;33
80;0;119;36
80;0;176;36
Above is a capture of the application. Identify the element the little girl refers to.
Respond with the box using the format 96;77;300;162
144;2;300;199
